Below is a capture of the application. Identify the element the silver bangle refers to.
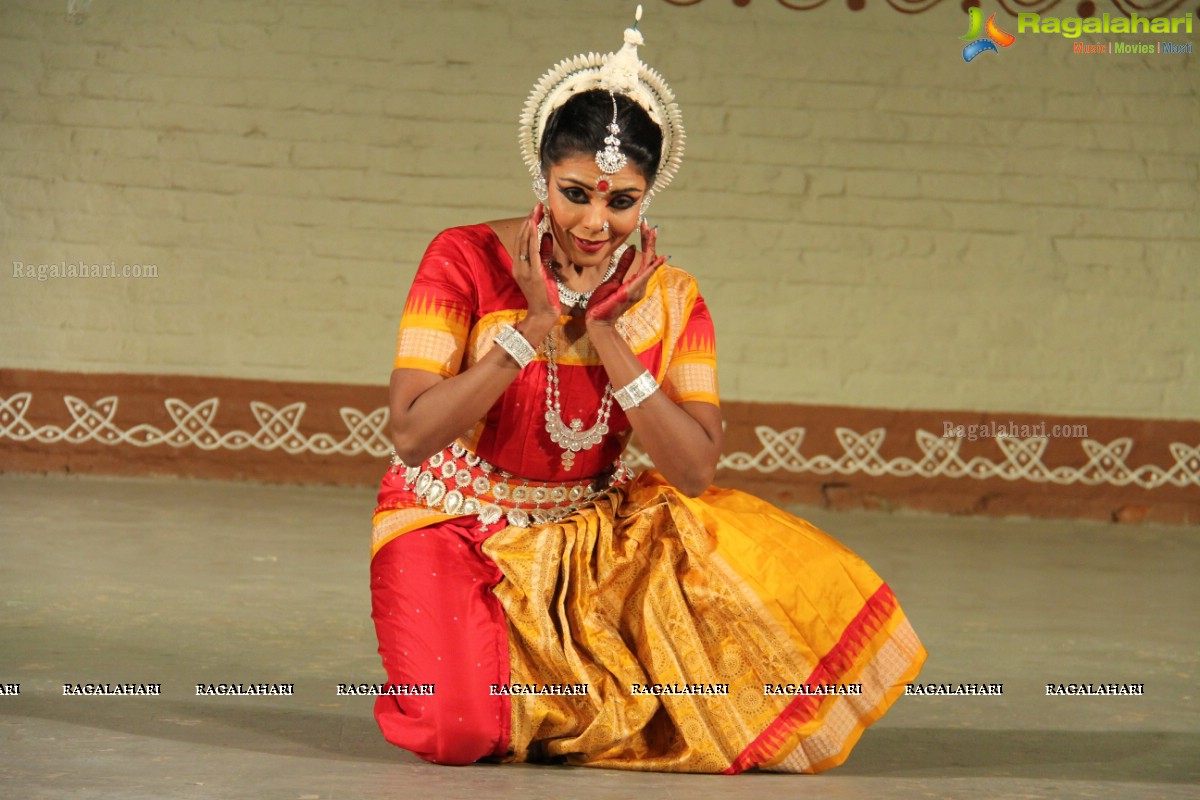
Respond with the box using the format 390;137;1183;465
613;370;659;411
494;324;537;368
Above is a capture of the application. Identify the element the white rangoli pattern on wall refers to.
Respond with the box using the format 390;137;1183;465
1;393;1197;489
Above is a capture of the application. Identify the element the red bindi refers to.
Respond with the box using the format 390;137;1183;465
597;179;609;193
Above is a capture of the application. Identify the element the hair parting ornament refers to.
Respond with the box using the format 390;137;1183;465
594;92;627;196
520;4;685;213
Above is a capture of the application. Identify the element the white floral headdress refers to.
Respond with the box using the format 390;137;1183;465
518;5;685;205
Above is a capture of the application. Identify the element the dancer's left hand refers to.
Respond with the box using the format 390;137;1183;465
585;221;667;327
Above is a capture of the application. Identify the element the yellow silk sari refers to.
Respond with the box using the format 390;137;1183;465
483;470;926;773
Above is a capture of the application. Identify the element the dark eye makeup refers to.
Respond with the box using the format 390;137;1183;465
557;184;639;210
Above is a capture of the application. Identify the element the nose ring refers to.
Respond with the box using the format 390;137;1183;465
602;221;610;233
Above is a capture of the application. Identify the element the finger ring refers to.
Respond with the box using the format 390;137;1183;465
519;254;529;262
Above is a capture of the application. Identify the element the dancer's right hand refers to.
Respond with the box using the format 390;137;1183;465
513;203;562;323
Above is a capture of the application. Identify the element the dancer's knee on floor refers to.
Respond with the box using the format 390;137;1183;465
415;742;491;766
375;694;502;766
419;720;501;766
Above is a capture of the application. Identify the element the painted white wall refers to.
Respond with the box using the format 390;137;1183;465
1;0;1196;419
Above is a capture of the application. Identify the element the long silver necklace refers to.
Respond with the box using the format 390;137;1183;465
542;332;613;472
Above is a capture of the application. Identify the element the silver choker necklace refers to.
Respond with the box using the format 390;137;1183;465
554;244;627;310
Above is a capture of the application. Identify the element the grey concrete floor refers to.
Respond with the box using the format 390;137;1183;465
0;473;1197;800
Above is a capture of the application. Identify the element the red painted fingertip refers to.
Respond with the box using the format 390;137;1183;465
539;233;553;263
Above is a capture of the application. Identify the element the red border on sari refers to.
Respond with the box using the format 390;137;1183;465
723;583;901;774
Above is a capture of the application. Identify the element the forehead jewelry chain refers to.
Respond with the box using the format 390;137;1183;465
594;92;626;196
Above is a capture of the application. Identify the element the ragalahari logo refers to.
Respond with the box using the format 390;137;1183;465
961;7;1016;61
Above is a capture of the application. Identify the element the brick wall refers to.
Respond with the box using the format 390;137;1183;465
1;0;1197;420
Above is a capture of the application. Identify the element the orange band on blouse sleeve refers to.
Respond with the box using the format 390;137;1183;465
393;232;478;377
663;291;719;407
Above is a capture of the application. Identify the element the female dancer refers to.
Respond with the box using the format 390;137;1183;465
370;7;925;773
